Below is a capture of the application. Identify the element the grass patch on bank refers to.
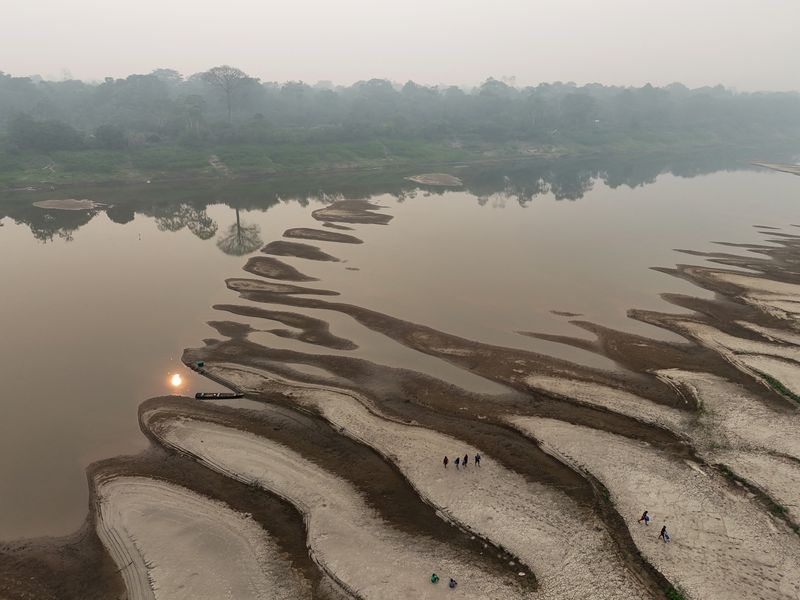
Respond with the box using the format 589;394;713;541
666;587;687;600
754;370;800;404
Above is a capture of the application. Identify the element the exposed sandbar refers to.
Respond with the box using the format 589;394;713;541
284;228;363;244
406;173;463;187
226;278;337;296
33;199;107;210
145;409;529;599
262;240;340;262
312;200;393;225
95;475;309;600
213;303;357;350
513;416;800;600
243;256;318;282
201;362;652;599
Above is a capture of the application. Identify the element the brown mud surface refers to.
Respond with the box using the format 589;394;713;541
226;277;339;296
243;256;318;282
141;397;532;590
321;222;354;230
284;228;363;244
213;304;357;350
0;522;122;600
262;240;341;262
312;200;393;225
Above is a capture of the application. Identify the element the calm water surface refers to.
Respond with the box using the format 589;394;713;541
0;163;797;539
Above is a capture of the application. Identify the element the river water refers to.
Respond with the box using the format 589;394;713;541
0;155;798;540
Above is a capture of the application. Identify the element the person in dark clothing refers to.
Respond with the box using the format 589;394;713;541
443;456;449;469
658;525;670;542
449;578;457;589
463;453;468;467
638;510;650;525
475;453;481;466
454;456;460;469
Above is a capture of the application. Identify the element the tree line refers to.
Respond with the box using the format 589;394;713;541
2;66;799;153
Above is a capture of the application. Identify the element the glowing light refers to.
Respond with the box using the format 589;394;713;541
170;373;183;387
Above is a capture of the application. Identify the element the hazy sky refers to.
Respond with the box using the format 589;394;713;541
3;0;798;90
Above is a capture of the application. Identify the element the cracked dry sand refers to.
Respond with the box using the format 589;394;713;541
511;416;800;600
206;363;650;599
146;411;527;600
95;476;309;600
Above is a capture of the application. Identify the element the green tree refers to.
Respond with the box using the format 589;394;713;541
202;65;252;123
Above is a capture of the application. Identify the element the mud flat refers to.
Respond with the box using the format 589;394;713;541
284;228;363;244
406;173;463;187
312;200;393;225
512;417;800;600
145;409;528;599
202;362;652;600
94;475;308;600
213;303;357;350
262;240;340;262
226;278;338;296
243;256;318;282
521;375;689;432
33;199;107;210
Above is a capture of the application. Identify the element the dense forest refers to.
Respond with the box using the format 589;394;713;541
1;66;799;184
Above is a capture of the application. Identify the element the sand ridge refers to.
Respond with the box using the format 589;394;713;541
146;411;529;600
512;416;800;600
94;475;309;600
203;362;651;599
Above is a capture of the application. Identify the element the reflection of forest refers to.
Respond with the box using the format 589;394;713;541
0;149;784;246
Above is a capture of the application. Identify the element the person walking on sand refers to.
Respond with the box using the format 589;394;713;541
463;453;469;468
659;525;670;543
475;453;481;467
443;456;449;469
455;456;460;469
638;510;651;525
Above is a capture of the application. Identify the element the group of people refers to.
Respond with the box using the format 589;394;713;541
430;573;457;588
443;453;481;469
638;510;671;543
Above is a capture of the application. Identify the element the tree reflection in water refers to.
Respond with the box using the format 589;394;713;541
216;208;262;256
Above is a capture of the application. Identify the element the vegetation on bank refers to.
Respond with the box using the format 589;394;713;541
1;66;799;187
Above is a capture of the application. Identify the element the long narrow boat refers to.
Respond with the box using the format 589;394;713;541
194;392;244;400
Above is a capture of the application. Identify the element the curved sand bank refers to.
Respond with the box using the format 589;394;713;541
214;304;357;350
33;199;106;210
284;228;363;244
522;375;689;432
312;200;393;225
226;278;338;296
202;362;650;599
94;475;308;600
262;240;341;262
243;256;318;282
406;173;463;187
145;410;527;599
512;417;800;600
703;269;800;319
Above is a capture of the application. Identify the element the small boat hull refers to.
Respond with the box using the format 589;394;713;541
195;392;244;400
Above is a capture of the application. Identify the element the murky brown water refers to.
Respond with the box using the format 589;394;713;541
1;160;798;540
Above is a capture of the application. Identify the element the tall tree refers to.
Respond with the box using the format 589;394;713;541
201;65;250;123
